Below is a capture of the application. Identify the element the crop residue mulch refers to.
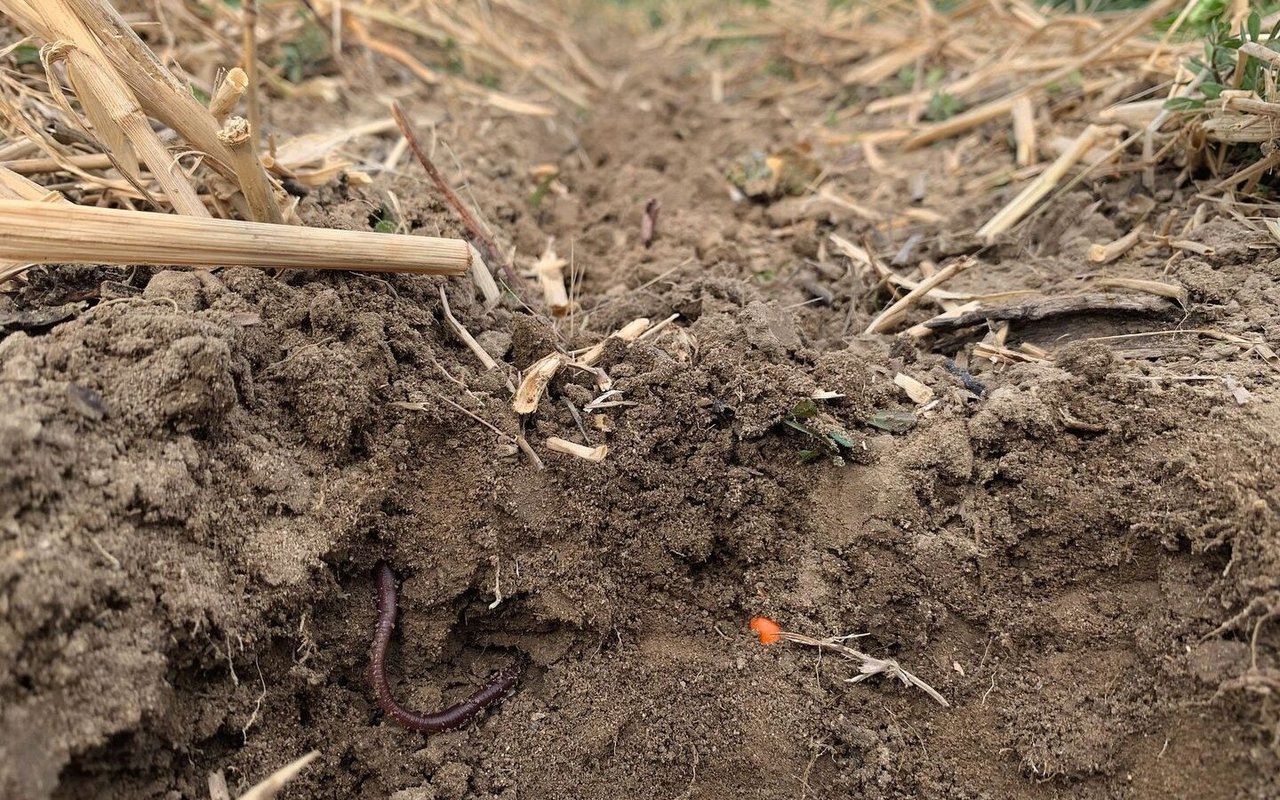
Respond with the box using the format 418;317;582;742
2;3;1279;799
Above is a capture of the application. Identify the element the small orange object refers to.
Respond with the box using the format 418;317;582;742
749;615;782;645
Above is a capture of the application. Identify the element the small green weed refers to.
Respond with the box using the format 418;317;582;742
1164;7;1280;114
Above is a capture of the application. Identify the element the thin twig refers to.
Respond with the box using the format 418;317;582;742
391;102;528;295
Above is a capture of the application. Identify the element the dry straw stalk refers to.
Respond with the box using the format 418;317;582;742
0;198;474;275
219;116;284;224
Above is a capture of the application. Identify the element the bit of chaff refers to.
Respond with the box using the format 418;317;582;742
777;630;950;708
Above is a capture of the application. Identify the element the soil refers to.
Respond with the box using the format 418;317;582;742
3;6;1279;800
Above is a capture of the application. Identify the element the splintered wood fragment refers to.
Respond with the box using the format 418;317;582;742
0;199;473;274
894;373;934;404
579;317;651;366
973;342;1050;364
26;0;238;181
977;126;1100;242
1093;277;1187;306
865;257;972;334
923;294;1175;332
1097;99;1164;127
545;436;608;463
1011;96;1036;168
1020;343;1052;360
843;41;930;85
1088;225;1144;263
40;40;209;218
1059;409;1107;435
207;769;231;800
513;353;565;414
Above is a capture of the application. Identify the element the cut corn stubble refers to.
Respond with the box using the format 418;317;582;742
0;198;475;275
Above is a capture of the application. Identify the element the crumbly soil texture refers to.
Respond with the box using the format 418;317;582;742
3;10;1280;800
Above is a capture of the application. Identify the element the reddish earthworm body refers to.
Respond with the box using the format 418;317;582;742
370;562;522;733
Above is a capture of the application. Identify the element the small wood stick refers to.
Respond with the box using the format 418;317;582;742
239;751;318;800
894;373;934;404
532;240;574;316
514;434;546;470
636;313;679;342
865;257;972;335
468;244;501;309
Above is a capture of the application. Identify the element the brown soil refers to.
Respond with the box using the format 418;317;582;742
3;7;1279;800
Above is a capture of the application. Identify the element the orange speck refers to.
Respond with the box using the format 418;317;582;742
749;615;782;645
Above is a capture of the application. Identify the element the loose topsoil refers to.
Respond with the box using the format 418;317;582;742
2;6;1279;800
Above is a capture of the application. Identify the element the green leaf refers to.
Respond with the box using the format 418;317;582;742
825;428;855;449
1162;97;1206;112
864;409;917;434
790;399;819;420
798;449;823;464
1200;81;1224;99
13;44;39;66
1248;10;1261;42
924;90;962;122
783;419;818;438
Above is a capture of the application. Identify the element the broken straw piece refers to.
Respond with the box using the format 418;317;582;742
545;436;607;463
513;354;564;414
893;373;934;405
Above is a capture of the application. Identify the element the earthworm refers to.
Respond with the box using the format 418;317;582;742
370;562;522;733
